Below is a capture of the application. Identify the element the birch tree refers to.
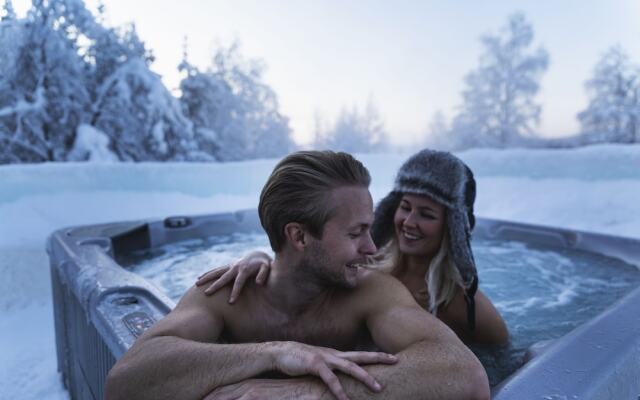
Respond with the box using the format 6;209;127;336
451;13;549;148
578;46;640;143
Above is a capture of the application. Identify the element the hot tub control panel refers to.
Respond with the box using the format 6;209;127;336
122;311;156;338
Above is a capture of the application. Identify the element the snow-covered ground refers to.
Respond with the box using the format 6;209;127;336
1;144;639;399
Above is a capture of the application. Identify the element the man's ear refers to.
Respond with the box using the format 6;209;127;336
284;222;307;251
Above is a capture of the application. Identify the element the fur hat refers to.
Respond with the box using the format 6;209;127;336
371;149;478;329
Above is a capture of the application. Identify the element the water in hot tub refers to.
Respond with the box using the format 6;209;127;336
124;233;640;385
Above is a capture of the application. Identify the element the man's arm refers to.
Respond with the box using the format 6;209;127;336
204;272;489;400
105;285;396;400
104;286;276;400
274;271;490;400
336;271;490;399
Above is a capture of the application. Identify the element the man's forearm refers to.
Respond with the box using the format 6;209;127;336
106;336;278;400
317;340;489;400
202;341;489;400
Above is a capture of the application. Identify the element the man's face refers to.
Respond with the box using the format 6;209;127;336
300;186;377;288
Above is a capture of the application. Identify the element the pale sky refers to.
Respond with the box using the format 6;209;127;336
13;0;640;145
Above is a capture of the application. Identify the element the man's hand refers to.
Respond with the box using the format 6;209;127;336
203;378;325;400
270;341;397;400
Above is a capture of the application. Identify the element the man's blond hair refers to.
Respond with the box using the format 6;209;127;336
259;150;370;252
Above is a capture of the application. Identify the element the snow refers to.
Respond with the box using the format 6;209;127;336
0;86;46;118
1;144;639;399
68;124;119;162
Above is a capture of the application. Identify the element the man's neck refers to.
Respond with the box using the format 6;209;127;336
262;257;332;316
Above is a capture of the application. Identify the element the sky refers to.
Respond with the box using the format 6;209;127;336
12;0;640;145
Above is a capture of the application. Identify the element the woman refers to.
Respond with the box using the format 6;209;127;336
197;149;508;346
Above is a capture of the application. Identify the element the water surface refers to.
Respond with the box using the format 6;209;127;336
123;234;640;385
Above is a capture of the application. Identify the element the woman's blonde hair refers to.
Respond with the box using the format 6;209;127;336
373;232;462;316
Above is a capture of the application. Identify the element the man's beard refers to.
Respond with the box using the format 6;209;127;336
297;241;356;290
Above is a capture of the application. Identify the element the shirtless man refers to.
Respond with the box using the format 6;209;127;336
105;151;490;400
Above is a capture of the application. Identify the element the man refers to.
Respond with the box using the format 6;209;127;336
105;151;490;400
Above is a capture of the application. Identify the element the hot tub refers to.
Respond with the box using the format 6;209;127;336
47;210;640;400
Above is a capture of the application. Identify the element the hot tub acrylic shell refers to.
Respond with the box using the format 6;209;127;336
46;210;640;400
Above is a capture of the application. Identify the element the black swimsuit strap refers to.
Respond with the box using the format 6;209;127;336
463;275;479;331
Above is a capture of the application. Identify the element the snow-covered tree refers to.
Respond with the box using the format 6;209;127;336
0;3;22;160
577;46;640;144
314;100;389;153
0;0;90;163
91;58;198;161
179;42;294;161
79;15;197;161
451;13;549;148
0;0;203;163
1;0;16;21
1;2;294;163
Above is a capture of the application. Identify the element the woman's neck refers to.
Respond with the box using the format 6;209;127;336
396;254;432;279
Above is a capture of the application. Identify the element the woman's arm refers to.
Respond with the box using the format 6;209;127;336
195;250;273;303
438;287;509;346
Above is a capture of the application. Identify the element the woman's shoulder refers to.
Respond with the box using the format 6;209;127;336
438;287;509;345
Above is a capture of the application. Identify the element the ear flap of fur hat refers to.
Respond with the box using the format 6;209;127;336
446;209;476;289
447;208;478;331
371;192;402;248
462;165;476;230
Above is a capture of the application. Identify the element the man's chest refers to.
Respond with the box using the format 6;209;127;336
221;303;368;350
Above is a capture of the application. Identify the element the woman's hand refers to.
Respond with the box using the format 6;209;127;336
196;251;273;303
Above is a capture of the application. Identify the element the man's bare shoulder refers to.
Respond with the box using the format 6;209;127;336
177;283;233;311
137;284;239;344
181;281;265;319
349;267;456;354
352;267;417;307
356;266;409;291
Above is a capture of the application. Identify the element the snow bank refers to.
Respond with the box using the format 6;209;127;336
459;144;640;181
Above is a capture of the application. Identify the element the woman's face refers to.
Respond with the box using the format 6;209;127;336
393;194;446;260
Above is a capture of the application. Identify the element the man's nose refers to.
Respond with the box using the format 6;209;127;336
361;232;377;255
